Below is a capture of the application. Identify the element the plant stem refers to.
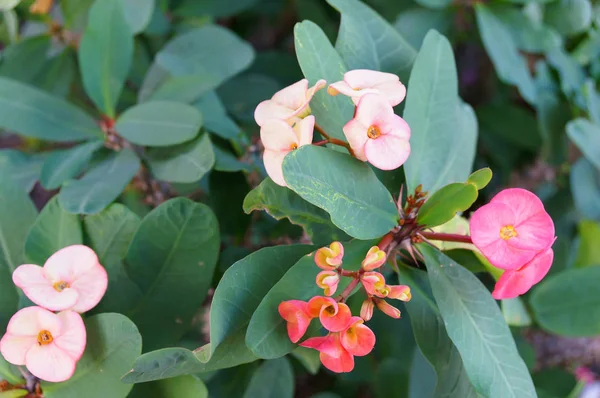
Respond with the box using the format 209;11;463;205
337;278;361;302
419;231;473;244
314;123;331;140
377;232;395;251
313;124;356;157
313;139;328;146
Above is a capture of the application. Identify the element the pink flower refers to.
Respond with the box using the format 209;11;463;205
374;299;401;319
261;116;314;187
13;245;108;313
360;299;374;321
470;188;555;270
328;70;406;106
339;317;375;356
492;246;554;299
314;242;344;270
0;307;86;382
254;79;326;126
361;246;386;271
342;94;411;170
300;332;354;373
387;285;411;301
307;296;351;332
278;300;312;343
360;272;387;297
316;271;340;297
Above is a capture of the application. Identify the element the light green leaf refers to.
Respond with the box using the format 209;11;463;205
566;118;600;170
147;134;215;183
282;146;398;240
467;168;493;189
0;0;20;11
193;91;240;140
422;245;536;398
123;0;154;34
544;0;592;36
59;149;141;215
243;178;350;245
40;141;104;190
243;358;294;398
24;197;82;265
501;298;532;327
417;183;478;228
583;79;600;125
0;77;102;142
573;220;600;267
126;198;220;350
0;390;27;398
131;375;208;398
115;101;202;147
78;0;134;117
43;313;142;398
547;48;586;97
571;158;600;220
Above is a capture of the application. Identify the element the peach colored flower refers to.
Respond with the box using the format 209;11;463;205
278;300;312;343
328;70;406;106
0;307;86;382
360;272;388;298
261;116;314;187
360;299;374;321
387;285;411;301
13;245;108;313
300;332;354;373
254;79;326;126
316;271;340;297
339;317;375;356
361;246;386;271
470;188;555;270
374;298;401;319
307;296;351;332
342;94;411;170
315;242;344;270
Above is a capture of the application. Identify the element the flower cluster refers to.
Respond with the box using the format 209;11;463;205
255;70;411;187
278;242;411;373
0;245;108;382
469;188;556;299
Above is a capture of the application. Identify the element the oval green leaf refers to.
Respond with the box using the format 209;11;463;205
40;141;104;190
243;358;294;398
566;118;600;170
467;167;493;190
417;182;478;228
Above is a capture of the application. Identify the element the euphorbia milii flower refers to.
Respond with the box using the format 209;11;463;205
261;115;314;187
278;300;312;343
360;299;374;321
342;94;411;170
328;70;406;106
300;332;354;373
307;296;351;332
339;317;376;356
470;188;555;270
254;79;326;126
492;246;554;299
361;246;386;271
315;242;344;270
13;245;108;313
360;272;388;297
0;307;86;382
374;298;401;319
316;271;340;297
387;285;411;301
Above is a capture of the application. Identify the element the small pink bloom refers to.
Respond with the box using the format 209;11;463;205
314;242;344;270
387;285;411;301
278;300;312;343
374;299;401;319
360;272;388;298
360;299;374;321
342;94;411;170
316;271;340;297
492;247;554;300
13;245;108;313
300;333;354;373
575;367;596;383
254;79;326;126
470;188;555;270
307;296;352;332
261;116;315;187
340;317;375;356
0;307;86;382
328;70;406;106
361;246;386;271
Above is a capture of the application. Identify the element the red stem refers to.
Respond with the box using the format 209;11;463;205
314;123;331;140
313;124;356;157
420;231;473;244
377;232;394;251
313;139;328;146
337;278;361;302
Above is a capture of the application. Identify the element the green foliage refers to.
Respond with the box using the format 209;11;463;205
243;358;294;398
417;182;478;228
40;141;104;190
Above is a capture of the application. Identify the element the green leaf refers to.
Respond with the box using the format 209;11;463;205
0;35;51;83
501;298;532;327
24;197;82;265
573;220;600;267
84;204;143;314
375;358;410;398
531;266;600;336
394;8;454;50
0;77;102;142
213;146;251;172
0;390;27;398
467;168;493;189
583;79;600;125
115;101;202;147
210;245;315;356
294;21;353;143
78;0;134;117
59;149;141;215
282;146;398;240
571;158;600;220
131;375;208;398
0;175;37;329
0;0;20;11
217;73;282;123
544;0;592;36
243;358;294;398
193;91;240;140
403;31;475;193
326;0;417;81
422;245;536;397
547;48;586;97
566;118;600;170
417;183;478;228
477;105;542;151
147;134;215;183
123;0;154;34
42;313;142;398
0;150;44;193
126;198;220;350
40;141;104;190
243;178;350;245
291;347;321;375
400;266;479;398
174;0;259;18
475;4;536;104
246;239;375;359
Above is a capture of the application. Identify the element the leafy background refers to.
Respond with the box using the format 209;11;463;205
0;0;598;397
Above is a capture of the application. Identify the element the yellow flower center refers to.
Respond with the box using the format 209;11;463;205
500;225;518;240
367;125;381;139
289;143;298;150
325;305;336;315
53;281;70;292
37;330;53;346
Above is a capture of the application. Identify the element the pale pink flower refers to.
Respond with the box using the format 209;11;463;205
0;307;86;382
342;94;411;170
470;188;555;270
254;79;326;126
261;115;314;187
316;271;340;297
13;245;108;313
328;70;406;106
492;246;554;299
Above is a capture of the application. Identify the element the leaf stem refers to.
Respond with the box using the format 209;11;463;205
314;123;331;140
419;231;473;244
314;124;356;157
337;277;361;302
313;139;328;146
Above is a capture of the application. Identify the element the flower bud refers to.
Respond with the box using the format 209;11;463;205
316;271;340;297
360;272;387;297
361;246;387;271
360;299;374;321
374;299;401;319
387;285;411;302
315;242;344;270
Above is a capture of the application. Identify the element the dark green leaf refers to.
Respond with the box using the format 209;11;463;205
130;375;208;398
217;73;282;123
566;118;600;170
59;149;140;215
40;141;104;190
0;150;44;192
213;146;251;172
375;358;410;398
193;91;241;140
0;35;50;83
583;79;600;124
477;105;542;151
243;358;294;398
291;347;321;375
174;0;259;18
394;8;454;50
417;183;478;228
544;0;592;36
282;146;398;240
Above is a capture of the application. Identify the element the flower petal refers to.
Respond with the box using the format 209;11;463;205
43;245;99;283
509;211;555;252
492;248;554;299
263;150;289;187
25;343;77;383
260;119;299;151
491;188;546;223
294;115;315;147
13;264;79;312
320;302;352;332
478;239;537;271
372;80;406;106
364;133;410;170
340;317;375;356
6;307;61;337
307;296;337;318
344;70;399;90
342;119;368;161
300;334;341;358
68;264;108;313
278;300;312;343
320;349;354;373
0;334;36;365
272;79;309;110
327;81;354;97
54;311;87;361
254;100;296;127
470;202;516;248
354;93;394;128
